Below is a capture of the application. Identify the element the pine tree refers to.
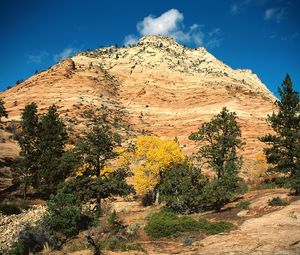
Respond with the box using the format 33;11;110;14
260;74;300;194
35;105;68;195
14;102;39;199
189;107;244;211
0;98;8;122
75;121;129;212
76;123;119;177
160;161;208;213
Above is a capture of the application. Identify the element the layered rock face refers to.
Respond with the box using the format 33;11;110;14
1;35;276;178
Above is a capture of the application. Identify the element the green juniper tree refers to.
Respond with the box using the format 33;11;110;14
77;124;118;177
35;105;69;195
15;102;39;199
0;98;8;122
75;118;133;213
260;74;300;194
16;103;75;197
159;161;208;213
189;107;244;211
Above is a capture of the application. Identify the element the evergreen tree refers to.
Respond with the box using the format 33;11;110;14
189;107;244;211
75;121;132;213
14;102;39;199
0;98;8;122
260;74;300;194
76;124;118;177
35;105;69;195
160;161;208;213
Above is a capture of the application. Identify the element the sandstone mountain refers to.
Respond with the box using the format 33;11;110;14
0;35;276;179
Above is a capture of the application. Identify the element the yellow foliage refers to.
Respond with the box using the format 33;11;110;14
132;136;185;194
114;146;133;169
75;162;113;178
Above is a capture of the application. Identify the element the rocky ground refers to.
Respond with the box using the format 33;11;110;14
0;205;46;252
0;189;299;254
26;188;297;255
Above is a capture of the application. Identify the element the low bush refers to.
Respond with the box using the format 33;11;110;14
107;210;125;233
236;200;250;210
0;203;22;215
98;237;145;252
196;220;234;235
159;162;208;214
43;189;83;238
268;197;287;206
8;224;57;255
144;211;233;238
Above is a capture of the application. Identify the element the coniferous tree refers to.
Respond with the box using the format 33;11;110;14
75;120;133;213
35;105;69;195
15;102;39;198
189;107;244;211
160;161;208;213
76;124;118;177
0;98;8;122
15;103;80;197
260;74;300;194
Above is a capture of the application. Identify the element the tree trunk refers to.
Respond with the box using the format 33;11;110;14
155;189;160;205
215;199;222;212
23;178;28;200
96;195;102;216
87;233;101;255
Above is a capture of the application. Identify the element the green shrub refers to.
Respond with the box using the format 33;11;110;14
236;200;250;210
197;220;234;235
144;211;234;238
99;238;145;252
144;211;180;238
8;224;57;255
268;197;287;206
43;189;82;237
159;162;208;213
0;203;22;215
108;210;125;232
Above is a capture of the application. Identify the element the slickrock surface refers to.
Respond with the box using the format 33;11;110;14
195;200;300;255
1;35;276;178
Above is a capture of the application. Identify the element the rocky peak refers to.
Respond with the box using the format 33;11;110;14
138;35;181;47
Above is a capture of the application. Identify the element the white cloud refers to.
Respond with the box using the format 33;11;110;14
124;34;138;45
54;47;80;62
264;7;286;23
137;9;183;36
124;9;221;48
27;51;49;64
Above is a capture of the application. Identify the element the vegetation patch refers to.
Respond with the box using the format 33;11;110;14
144;211;234;238
236;200;250;210
0;203;22;215
268;197;287;206
98;238;146;252
8;224;57;255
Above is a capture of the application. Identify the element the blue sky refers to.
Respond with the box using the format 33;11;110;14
0;0;299;96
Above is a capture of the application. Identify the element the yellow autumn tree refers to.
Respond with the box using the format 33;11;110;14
130;136;185;200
